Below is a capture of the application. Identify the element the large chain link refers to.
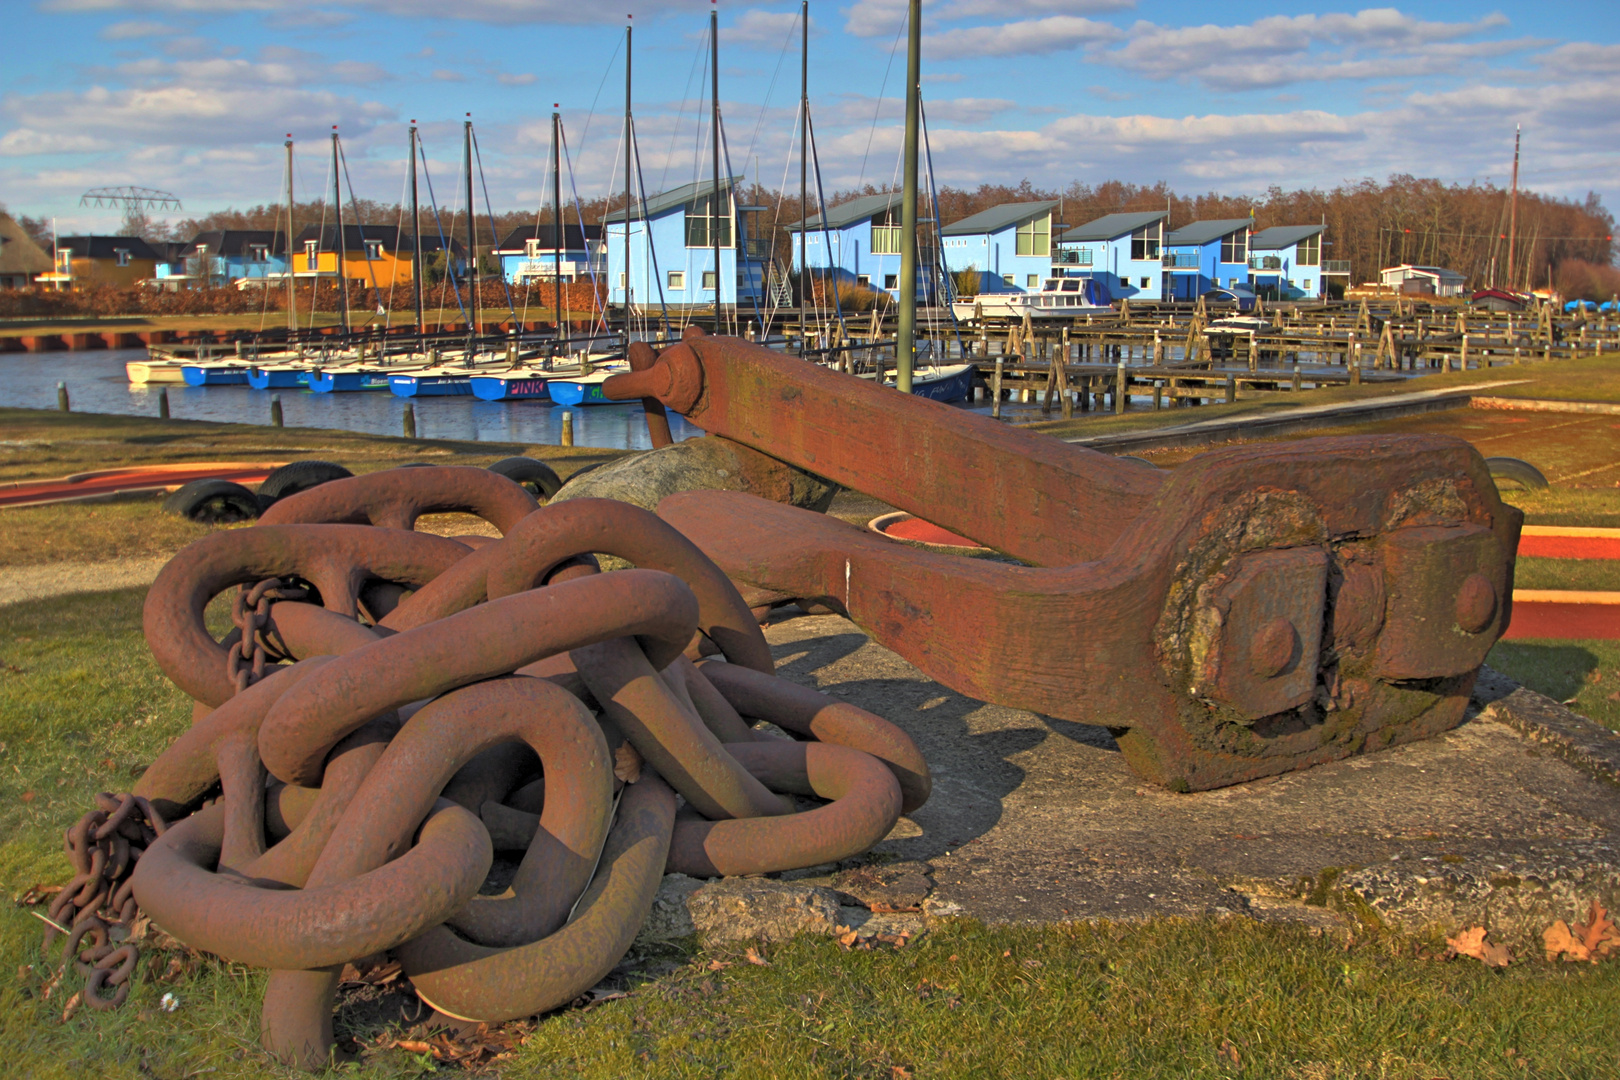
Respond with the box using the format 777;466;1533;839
43;792;167;1011
227;576;308;694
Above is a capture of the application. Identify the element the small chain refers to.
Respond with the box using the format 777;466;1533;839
227;576;308;694
44;793;167;1011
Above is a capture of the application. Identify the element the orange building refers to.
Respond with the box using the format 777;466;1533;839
291;225;462;287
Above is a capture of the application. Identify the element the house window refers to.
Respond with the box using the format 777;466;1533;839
871;226;902;256
667;271;685;290
702;270;717;291
1220;230;1248;264
1140;277;1150;289
1296;234;1320;266
1003;274;1015;285
115;248;131;267
305;240;319;272
884;274;898;290
248;244;268;262
1129;222;1162;261
365;240;383;261
684;193;733;248
856;275;870;287
1015;212;1051;257
1027;274;1039;288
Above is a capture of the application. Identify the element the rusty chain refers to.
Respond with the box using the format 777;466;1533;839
227;577;309;693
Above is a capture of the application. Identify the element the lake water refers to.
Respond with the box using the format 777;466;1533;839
0;348;704;450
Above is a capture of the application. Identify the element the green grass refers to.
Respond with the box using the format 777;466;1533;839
1504;488;1620;529
3;588;1620;1077
1512;557;1620;592
1488;638;1620;732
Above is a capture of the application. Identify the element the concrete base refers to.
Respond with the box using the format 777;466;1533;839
762;613;1620;949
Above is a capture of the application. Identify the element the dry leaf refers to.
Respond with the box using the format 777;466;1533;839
613;743;642;784
705;959;731;971
891;1067;913;1080
1447;926;1512;967
1544;921;1589;963
744;947;769;966
837;929;859;949
395;1040;434;1054
1219;1039;1241;1066
1574;900;1620;957
60;991;82;1023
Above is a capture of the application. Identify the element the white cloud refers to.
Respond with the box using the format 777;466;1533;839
725;9;814;47
925;15;1121;58
939;0;1133;15
1537;42;1620;75
497;72;537;86
46;0;673;25
100;19;178;39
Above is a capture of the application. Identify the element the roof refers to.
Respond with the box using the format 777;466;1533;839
1057;211;1167;243
1250;225;1325;251
1165;219;1252;246
150;241;191;263
0;213;52;275
787;192;903;231
941;200;1059;237
496;224;601;251
55;235;162;261
1384;264;1465;280
181;230;287;258
601;177;741;224
292;224;461;255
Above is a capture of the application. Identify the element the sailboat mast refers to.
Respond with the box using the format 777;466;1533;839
553;108;568;355
624;18;633;346
895;0;921;391
711;4;723;332
1508;125;1521;293
800;1;808;354
284;134;296;334
332;127;350;338
409;122;424;339
465;114;479;346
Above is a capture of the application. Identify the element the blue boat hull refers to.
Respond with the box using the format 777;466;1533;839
909;366;974;404
182;365;250;387
546;381;611;407
310;371;388;393
390;375;473;397
247;368;309;390
469;375;554;402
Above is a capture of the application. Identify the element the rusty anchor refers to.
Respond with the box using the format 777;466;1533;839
603;333;1521;792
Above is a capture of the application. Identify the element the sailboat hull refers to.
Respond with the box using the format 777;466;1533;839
247;368;310;390
390;374;473;397
182;365;250;387
469;376;553;402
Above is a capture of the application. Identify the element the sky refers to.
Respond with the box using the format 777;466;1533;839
3;1;1617;235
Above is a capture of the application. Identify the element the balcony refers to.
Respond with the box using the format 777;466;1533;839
1054;249;1094;267
1163;252;1200;270
741;238;774;259
1322;260;1351;275
1248;255;1283;271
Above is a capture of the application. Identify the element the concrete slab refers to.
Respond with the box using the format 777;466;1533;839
762;612;1620;947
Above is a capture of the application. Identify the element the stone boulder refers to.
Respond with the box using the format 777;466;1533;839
550;435;837;515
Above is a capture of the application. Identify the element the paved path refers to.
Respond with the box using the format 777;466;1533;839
0;556;169;607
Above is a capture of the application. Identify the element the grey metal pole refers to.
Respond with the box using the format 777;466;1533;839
896;0;921;393
331;128;350;338
409;122;424;341
799;0;808;355
624;19;633;349
285;134;297;333
553;108;568;356
711;7;723;333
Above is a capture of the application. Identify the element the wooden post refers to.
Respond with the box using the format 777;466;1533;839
56;382;68;412
159;387;170;419
403;402;417;438
1461;333;1469;370
1057;343;1073;419
271;394;284;428
1291;362;1301;392
560;410;575;446
991;356;1003;420
1248;330;1257;372
1152;381;1162;409
1114;361;1126;414
1225;373;1236;403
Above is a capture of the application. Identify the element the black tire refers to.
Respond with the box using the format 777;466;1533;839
256;460;353;508
162;479;262;524
1116;455;1158;468
487;456;563;500
1485;457;1548;490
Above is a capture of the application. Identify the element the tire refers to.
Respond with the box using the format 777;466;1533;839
163;479;262;524
256;460;353;508
1485;457;1548;490
487;456;563;500
1116;455;1158;468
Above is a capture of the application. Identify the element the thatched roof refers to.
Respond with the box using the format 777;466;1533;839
0;213;53;276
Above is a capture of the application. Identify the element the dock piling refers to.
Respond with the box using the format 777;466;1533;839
561;411;575;447
403;403;417;439
159;388;170;420
56;382;69;412
270;395;284;428
991;357;1004;420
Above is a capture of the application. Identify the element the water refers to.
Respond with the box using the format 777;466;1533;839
0;349;703;450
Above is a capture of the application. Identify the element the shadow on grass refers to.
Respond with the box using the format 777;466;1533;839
1488;641;1599;703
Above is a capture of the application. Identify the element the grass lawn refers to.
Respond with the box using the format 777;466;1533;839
3;592;1618;1079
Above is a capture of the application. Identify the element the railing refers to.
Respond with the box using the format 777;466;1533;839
1054;249;1093;266
742;239;774;259
1322;260;1351;274
1163;252;1200;269
1248;255;1282;271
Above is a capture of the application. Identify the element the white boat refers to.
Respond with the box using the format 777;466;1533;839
125;358;189;384
953;277;1114;322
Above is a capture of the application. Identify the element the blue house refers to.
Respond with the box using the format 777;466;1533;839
785;192;907;294
1247;225;1326;300
154;230;288;289
603;177;766;310
1052;210;1168;301
495;223;604;286
939;200;1059;294
1162;219;1252;301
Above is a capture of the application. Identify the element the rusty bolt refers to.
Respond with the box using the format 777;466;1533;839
1249;618;1299;679
1455;574;1497;634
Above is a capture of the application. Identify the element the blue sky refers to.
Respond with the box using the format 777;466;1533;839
4;1;1617;233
